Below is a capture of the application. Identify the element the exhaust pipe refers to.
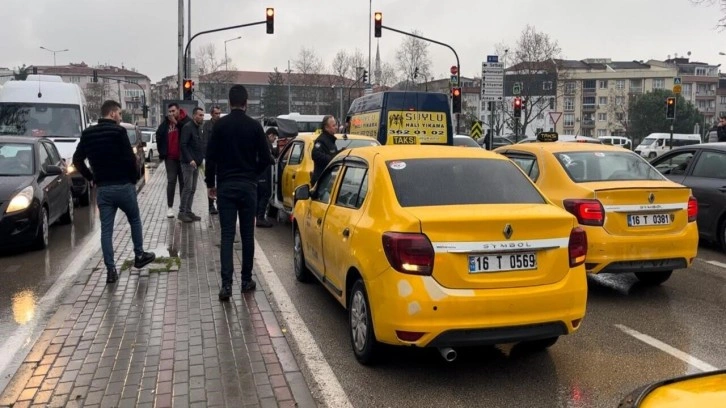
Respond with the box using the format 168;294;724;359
438;347;457;362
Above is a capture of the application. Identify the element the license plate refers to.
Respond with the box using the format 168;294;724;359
627;213;672;227
468;253;538;273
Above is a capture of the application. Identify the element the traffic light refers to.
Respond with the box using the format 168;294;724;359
374;12;382;38
266;8;274;34
666;97;676;120
513;97;522;118
92;70;98;83
452;87;462;114
142;105;149;119
362;70;368;83
183;79;193;100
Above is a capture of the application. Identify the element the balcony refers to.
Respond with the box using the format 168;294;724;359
582;119;595;128
582;104;596;113
629;87;643;94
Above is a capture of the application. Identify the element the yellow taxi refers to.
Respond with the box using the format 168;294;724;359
292;145;588;364
619;370;726;407
495;132;699;285
270;132;378;220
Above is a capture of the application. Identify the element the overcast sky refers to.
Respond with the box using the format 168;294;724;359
1;0;724;82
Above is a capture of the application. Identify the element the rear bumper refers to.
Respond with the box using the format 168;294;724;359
583;223;698;274
366;266;587;348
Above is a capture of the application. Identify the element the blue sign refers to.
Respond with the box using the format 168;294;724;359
487;55;499;63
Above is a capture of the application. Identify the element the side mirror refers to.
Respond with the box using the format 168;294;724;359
294;184;310;204
44;165;63;176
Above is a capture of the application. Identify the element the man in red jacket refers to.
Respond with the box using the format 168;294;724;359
156;103;192;218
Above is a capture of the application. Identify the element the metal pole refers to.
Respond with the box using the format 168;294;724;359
53;52;56;67
288;60;292;113
368;0;372;86
183;21;265;80
339;87;343;124
178;0;185;98
489;103;495;150
225;43;228;71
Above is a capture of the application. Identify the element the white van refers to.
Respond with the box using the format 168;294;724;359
0;75;93;205
277;113;326;133
635;133;702;159
598;135;632;149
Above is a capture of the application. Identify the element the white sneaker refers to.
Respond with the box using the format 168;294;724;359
167;208;174;218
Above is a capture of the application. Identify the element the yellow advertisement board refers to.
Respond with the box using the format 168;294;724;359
386;111;448;145
349;111;381;139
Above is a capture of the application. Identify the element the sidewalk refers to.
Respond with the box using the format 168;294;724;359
0;163;317;408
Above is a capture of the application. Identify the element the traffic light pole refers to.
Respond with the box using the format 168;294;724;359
669;99;677;150
379;25;461;132
183;20;266;81
487;103;495;150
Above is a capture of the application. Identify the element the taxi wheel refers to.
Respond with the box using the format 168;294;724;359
293;227;311;283
520;336;559;351
634;271;672;285
349;279;379;365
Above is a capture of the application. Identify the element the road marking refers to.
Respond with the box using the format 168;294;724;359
0;227;101;387
703;259;726;269
615;324;719;372
254;240;353;408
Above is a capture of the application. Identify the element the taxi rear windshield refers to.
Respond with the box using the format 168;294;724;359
554;151;664;182
387;158;545;207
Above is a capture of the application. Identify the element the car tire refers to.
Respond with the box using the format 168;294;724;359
59;190;74;225
648;152;657;159
79;182;91;207
147;150;153;162
33;207;50;250
349;279;379;365
293;227;311;283
635;271;672;285
520;336;559;351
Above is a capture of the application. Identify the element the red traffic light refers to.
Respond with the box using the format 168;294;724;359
667;97;675;105
514;97;522;107
266;8;274;34
452;87;461;97
183;79;193;90
374;12;382;37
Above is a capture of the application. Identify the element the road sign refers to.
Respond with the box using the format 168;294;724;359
513;83;521;95
450;65;458;75
487;55;499;63
450;75;458;85
673;84;682;94
482;58;504;101
674;77;682;85
470;121;482;140
548;111;563;126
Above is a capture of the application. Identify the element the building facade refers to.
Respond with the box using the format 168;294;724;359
657;57;719;125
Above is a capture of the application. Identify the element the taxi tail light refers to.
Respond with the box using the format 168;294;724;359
382;232;434;275
688;196;697;222
563;199;604;226
568;227;587;268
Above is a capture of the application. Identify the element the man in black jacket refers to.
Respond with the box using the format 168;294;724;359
311;115;339;185
179;107;205;222
255;128;278;228
717;116;726;142
72;100;155;284
156;103;192;218
202;106;222;214
206;85;272;300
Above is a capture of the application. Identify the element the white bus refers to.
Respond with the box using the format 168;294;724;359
277;113;326;133
635;133;702;159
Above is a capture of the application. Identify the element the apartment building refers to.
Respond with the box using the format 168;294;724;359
655;58;719;125
30;62;152;124
718;74;726;119
554;59;678;137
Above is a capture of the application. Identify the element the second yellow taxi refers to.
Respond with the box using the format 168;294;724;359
496;133;699;285
292;145;588;364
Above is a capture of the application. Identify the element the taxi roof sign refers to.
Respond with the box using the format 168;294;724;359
537;131;559;142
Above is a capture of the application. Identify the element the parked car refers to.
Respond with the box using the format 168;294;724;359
120;123;146;180
140;130;156;162
0;136;74;250
292;145;588;364
496;132;698;285
476;135;515;150
650;143;726;249
619;369;726;407
517;135;603;144
453;134;480;147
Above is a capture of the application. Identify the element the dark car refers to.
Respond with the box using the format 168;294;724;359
651;143;726;248
477;135;515;149
453;134;481;148
0;136;73;250
120;123;146;180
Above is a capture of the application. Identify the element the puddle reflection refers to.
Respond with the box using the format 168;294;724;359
11;290;36;325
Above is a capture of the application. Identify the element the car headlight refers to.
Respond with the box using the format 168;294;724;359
66;163;77;174
6;186;34;214
133;147;138;154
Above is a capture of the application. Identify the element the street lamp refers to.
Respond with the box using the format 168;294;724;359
39;46;69;66
224;36;242;71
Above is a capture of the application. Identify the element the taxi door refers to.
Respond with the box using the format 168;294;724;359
302;164;342;279
322;164;369;295
282;141;305;209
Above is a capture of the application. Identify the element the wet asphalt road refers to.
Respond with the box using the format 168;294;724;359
255;222;726;408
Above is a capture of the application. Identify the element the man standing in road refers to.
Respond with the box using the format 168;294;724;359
202;106;221;214
72;100;155;284
311;115;339;185
255;128;278;228
717;116;726;142
179;107;205;223
206;85;272;301
156;103;191;218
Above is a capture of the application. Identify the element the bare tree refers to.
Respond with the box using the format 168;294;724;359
395;31;431;83
501;25;565;138
691;0;726;27
294;47;326;114
378;62;398;87
606;85;631;135
331;50;350;85
84;82;108;120
195;43;238;106
194;43;231;75
349;48;366;79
